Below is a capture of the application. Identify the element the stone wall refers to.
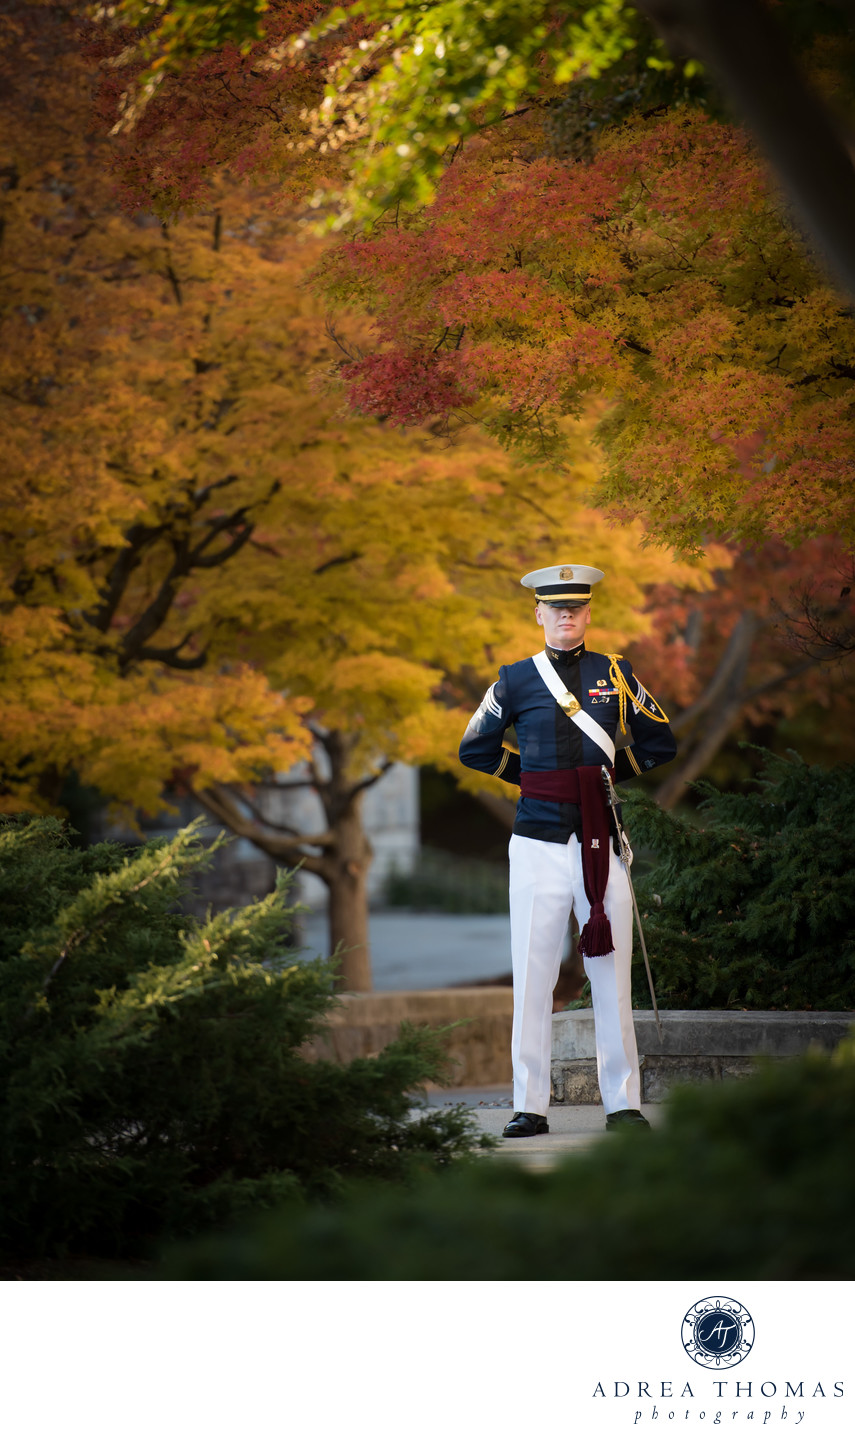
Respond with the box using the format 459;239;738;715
303;987;514;1088
551;1008;855;1103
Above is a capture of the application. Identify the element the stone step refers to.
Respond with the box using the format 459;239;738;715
551;1008;855;1103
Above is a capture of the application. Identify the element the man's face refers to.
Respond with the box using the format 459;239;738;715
536;601;592;649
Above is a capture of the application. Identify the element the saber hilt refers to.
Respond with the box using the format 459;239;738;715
601;765;664;1046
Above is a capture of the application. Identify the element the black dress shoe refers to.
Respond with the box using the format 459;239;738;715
605;1108;650;1130
502;1111;549;1138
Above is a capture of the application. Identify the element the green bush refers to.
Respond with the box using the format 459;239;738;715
164;1037;855;1279
384;846;509;913
0;817;486;1260
622;750;855;1010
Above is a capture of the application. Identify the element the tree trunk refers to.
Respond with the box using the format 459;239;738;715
655;696;747;809
324;792;373;993
192;729;384;992
656;613;760;809
637;0;855;303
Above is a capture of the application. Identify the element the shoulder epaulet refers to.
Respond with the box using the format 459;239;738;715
605;652;670;735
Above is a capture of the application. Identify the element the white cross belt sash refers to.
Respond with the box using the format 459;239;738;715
532;651;616;764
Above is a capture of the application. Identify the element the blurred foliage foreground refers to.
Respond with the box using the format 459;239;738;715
168;1041;855;1280
0;817;487;1262
4;751;855;1275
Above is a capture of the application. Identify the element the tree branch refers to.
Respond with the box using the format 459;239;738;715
135;637;209;670
324;316;363;362
117;510;256;667
348;758;395;800
161;222;183;305
193;782;335;879
221;783;310;839
740;656;819;705
656;694;747;810
189;516;254;570
85;521;165;634
621;336;652;357
192;475;241;509
314;550;363;575
670;613;761;735
117;536;189;668
657;634;817;809
773;573;855;660
265;777;326;792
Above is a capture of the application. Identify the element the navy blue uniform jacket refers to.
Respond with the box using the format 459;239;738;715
459;645;677;845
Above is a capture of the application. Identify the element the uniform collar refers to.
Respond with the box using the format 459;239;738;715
546;641;585;667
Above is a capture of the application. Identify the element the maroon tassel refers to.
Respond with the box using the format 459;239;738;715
577;901;614;959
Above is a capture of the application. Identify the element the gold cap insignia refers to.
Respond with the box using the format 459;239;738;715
559;566;575;580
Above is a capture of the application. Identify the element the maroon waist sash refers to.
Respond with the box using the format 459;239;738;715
520;766;616;958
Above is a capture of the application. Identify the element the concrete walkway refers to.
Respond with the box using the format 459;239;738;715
300;910;516;990
423;1086;662;1169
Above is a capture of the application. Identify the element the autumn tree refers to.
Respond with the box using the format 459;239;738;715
298;93;855;803
1;6;314;814
2;5;707;989
90;3;855;558
85;0;346;217
14;0;855;989
91;1;855;553
191;423;708;980
306;107;855;555
95;0;855;296
626;540;855;806
306;96;855;797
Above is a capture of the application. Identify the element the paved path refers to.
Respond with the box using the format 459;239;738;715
300;910;518;990
423;1086;662;1169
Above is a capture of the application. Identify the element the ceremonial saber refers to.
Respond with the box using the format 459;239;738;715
601;765;664;1046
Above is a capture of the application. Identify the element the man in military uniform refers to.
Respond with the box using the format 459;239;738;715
459;564;676;1136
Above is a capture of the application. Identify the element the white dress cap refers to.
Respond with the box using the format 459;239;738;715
521;564;605;603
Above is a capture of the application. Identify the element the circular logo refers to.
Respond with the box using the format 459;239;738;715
682;1296;755;1368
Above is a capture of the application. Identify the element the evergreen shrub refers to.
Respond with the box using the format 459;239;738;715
0;817;486;1260
622;751;855;1010
165;1037;855;1280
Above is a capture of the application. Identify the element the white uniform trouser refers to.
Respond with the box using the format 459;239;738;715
508;833;641;1116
